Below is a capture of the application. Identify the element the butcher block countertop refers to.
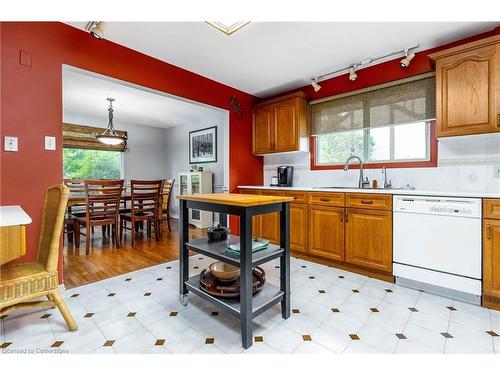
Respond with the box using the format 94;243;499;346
176;193;294;207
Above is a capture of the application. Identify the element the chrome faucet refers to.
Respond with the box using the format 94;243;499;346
344;150;369;188
382;167;392;189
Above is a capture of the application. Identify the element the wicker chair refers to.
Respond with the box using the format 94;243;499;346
0;184;77;331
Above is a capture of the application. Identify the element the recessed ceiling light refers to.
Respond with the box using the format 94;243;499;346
205;21;251;36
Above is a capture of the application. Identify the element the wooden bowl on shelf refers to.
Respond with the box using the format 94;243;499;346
209;261;240;282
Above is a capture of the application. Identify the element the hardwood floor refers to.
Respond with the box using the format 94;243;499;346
63;219;204;289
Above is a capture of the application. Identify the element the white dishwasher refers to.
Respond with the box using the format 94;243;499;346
393;195;482;304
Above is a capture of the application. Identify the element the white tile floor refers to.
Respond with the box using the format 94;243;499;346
1;256;499;354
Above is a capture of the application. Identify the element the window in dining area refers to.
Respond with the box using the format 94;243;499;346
63;148;123;179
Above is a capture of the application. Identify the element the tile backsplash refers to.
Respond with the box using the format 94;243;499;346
263;133;500;194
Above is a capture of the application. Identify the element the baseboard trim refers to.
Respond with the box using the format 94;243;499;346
291;250;394;283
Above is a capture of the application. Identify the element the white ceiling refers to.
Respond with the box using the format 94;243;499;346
63;67;224;128
66;22;498;97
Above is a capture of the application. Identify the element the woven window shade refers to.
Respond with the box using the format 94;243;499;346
311;75;436;135
63;123;127;151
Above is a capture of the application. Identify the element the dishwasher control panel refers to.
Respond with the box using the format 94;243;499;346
393;195;482;218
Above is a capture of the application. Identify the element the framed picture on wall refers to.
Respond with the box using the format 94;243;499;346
189;126;217;164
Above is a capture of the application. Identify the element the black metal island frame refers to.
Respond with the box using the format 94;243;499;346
177;193;293;349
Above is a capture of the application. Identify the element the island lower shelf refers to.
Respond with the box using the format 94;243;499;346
186;236;284;267
184;274;284;318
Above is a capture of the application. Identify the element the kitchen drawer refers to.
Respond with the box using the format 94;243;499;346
308;192;345;207
484;199;500;220
260;190;284;197
283;191;307;204
346;193;392;211
239;188;261;195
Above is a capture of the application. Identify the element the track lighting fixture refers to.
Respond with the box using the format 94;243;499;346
85;21;106;40
310;44;419;86
400;49;416;68
311;78;322;92
348;66;358;81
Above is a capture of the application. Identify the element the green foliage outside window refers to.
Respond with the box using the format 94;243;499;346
317;130;374;164
63;148;122;179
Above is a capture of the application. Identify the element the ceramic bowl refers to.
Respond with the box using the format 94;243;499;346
209;261;240;282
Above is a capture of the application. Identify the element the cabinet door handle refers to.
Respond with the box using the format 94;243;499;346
320;197;330;202
487;224;491;239
345;210;349;223
361;199;374;204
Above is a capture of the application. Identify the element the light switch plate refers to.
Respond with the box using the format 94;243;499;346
44;136;56;151
493;166;500;179
4;136;18;152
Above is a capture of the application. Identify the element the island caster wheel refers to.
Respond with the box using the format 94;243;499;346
180;294;188;306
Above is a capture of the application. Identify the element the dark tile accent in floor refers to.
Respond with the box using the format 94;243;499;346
193;266;199;270
40;314;52;319
275;266;280;269
301;265;307;268
51;341;64;348
338;276;345;279
84;313;94;318
103;340;115;347
292;309;300;314
156;278;163;281
144;293;152;296
302;335;312;341
107;293;116;297
331;308;340;313
441;332;453;338
70;294;79;298
395;334;407;340
385;289;393;293
0;342;12;349
408;307;419;312
205;338;215;344
169;312;178;317
309;276;316;279
166;266;172;269
446;306;457;311
486;331;499;337
370;308;379;313
155;339;165;346
198;257;203;260
349;334;360;340
127;312;136;317
352;289;360;293
125;278;132;281
318;290;326;294
255;336;263;342
211;312;219;316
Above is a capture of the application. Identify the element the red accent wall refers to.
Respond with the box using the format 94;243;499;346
0;22;262;280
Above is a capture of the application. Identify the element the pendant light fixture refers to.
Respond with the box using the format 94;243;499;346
95;98;127;145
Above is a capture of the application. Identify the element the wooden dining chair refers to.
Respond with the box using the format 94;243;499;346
120;180;163;246
158;179;175;234
74;179;124;255
63;179;86;244
0;184;77;331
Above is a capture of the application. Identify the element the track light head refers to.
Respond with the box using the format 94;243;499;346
311;78;322;92
86;21;106;40
400;51;415;68
348;66;358;81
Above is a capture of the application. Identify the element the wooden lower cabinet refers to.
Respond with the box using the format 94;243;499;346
308;205;344;262
483;219;500;306
290;203;308;253
345;208;392;273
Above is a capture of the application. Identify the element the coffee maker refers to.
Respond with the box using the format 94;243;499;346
271;166;293;187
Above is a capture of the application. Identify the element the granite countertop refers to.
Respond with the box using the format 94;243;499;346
238;185;500;199
0;205;32;227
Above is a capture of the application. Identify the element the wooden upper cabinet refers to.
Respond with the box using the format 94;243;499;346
252;92;309;155
345;208;392;273
253;106;274;154
309;205;344;262
483;219;500;302
430;35;500;137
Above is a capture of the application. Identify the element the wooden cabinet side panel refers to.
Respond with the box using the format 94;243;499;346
308;206;344;261
290;203;308;253
484;219;500;299
345;209;392;272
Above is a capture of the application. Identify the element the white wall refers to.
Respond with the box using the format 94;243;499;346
263;133;500;194
63;113;168;181
164;112;228;217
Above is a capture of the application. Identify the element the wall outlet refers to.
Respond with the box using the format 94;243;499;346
4;136;18;152
494;166;500;179
45;136;56;151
